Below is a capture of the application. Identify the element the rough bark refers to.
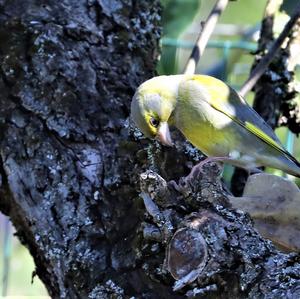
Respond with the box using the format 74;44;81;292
1;1;300;299
0;0;163;297
140;164;300;298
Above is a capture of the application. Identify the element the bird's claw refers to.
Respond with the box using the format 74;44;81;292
168;180;182;192
168;159;223;195
168;177;193;195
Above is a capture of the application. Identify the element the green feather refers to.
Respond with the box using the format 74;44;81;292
207;92;299;166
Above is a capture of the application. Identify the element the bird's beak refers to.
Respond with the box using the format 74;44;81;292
156;122;173;146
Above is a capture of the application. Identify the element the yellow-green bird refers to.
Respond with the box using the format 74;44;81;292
131;75;300;177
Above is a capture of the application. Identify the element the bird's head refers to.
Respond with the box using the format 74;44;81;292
131;75;181;146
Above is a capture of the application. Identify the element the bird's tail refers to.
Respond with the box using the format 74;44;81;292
277;154;300;178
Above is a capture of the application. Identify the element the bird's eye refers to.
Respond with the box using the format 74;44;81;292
150;117;160;128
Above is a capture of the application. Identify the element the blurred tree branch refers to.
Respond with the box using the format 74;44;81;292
240;1;300;97
183;0;229;75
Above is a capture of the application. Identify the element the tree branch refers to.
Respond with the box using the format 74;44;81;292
239;2;300;97
140;165;300;297
183;0;229;75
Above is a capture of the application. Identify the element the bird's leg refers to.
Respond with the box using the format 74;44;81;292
188;158;264;179
168;157;265;194
168;156;228;193
185;156;227;181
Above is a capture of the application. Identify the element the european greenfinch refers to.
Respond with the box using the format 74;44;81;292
131;75;300;177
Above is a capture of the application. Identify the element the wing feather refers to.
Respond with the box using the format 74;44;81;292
210;87;299;165
191;75;299;164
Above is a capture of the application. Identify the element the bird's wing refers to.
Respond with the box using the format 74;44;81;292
189;75;299;165
192;75;281;143
207;84;299;164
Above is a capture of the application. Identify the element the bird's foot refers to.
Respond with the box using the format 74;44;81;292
168;177;193;196
168;178;191;192
168;157;226;194
184;156;227;181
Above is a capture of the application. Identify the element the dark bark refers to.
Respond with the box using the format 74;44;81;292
0;1;163;297
1;1;300;299
140;164;300;298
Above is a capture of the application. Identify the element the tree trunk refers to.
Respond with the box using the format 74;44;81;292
0;1;163;297
1;1;300;299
